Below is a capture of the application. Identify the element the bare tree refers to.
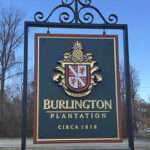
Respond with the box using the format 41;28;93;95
120;65;140;135
0;8;23;119
120;65;140;103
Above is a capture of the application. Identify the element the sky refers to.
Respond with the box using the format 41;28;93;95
1;0;150;101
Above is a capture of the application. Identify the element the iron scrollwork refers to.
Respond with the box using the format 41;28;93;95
34;0;118;24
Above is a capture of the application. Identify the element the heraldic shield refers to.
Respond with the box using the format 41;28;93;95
53;41;102;97
65;63;90;92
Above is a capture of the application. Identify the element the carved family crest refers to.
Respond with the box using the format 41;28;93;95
53;41;102;97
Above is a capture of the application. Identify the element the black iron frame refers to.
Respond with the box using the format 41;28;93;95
21;0;134;150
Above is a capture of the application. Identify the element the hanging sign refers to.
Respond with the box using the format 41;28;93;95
34;34;122;143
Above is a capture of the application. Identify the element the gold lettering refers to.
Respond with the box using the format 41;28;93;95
104;100;112;110
96;100;105;109
58;100;66;109
43;99;50;109
58;125;62;130
43;99;113;110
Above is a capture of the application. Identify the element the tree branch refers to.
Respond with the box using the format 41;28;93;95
5;72;23;80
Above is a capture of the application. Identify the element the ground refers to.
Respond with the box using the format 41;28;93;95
0;148;149;150
0;138;150;150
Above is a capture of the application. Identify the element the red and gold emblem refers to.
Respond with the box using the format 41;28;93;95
53;41;102;97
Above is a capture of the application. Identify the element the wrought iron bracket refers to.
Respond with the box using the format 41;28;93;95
34;0;118;24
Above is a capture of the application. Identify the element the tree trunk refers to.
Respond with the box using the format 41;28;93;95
0;71;5;120
0;71;5;136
